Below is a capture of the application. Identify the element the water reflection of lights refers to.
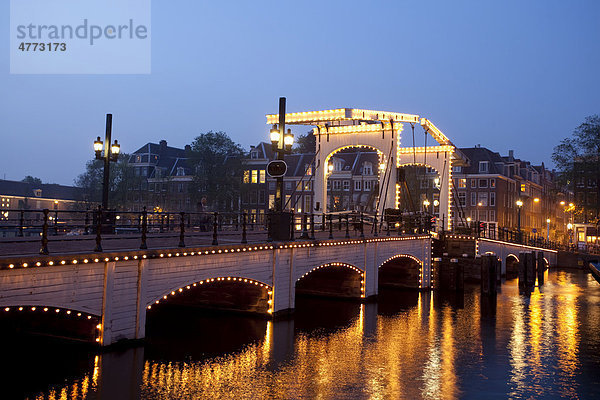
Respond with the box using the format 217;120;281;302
26;270;598;399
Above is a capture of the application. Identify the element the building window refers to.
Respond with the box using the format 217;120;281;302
459;179;466;188
268;195;275;209
258;190;265;204
251;170;258;184
490;192;495;206
250;150;259;159
364;180;373;191
479;179;488;188
243;170;250;184
178;183;184;193
305;164;312;175
363;162;373;175
343;181;350;191
304;195;312;213
176;167;185;176
471;192;477;206
259;170;266;184
479;161;489;173
355;180;362;191
471;179;477;188
489;210;496;222
268;181;276;191
490;178;496;188
333;180;341;190
304;181;312;191
479;210;488;221
420;179;429;189
334;159;343;171
453;166;462;173
458;192;466;207
478;192;488;206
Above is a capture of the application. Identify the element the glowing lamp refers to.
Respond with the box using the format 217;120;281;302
423;199;430;207
516;199;523;208
270;124;280;145
283;129;294;153
533;198;540;203
110;140;120;161
94;136;103;159
567;223;573;230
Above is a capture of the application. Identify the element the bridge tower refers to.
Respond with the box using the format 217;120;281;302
266;108;457;230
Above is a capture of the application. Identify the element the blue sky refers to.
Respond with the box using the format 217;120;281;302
1;0;599;185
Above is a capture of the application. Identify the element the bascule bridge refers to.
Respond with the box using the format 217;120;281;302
266;108;460;231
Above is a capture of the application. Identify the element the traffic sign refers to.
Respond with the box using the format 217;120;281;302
267;160;287;177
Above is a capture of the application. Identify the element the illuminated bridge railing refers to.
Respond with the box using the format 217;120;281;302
0;208;432;258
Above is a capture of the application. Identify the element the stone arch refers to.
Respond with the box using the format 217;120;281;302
0;305;101;343
397;148;453;232
506;254;520;278
296;262;365;299
378;254;423;289
146;276;273;315
324;144;388;212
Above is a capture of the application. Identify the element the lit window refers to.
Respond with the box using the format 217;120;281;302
459;179;466;188
490;179;496;188
251;170;258;184
471;179;477;188
243;170;250;184
259;170;266;184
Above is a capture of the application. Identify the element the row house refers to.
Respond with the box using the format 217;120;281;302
127;140;195;212
240;143;380;220
453;147;564;240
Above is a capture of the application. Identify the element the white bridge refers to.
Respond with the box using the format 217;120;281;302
0;235;431;345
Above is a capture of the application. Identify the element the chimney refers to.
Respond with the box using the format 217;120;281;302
184;144;191;152
508;150;514;160
159;140;167;153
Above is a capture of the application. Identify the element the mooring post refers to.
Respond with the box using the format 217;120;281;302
536;251;545;286
140;207;148;250
212;212;219;246
241;212;248;244
39;209;49;255
178;211;186;247
94;206;103;252
328;213;333;239
310;212;315;240
345;214;350;239
18;210;24;237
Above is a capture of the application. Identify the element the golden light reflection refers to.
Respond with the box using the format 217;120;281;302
30;271;595;399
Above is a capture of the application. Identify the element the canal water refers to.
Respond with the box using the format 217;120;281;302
3;269;600;399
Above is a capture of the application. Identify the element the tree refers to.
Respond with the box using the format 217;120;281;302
22;176;42;186
74;153;143;210
188;131;245;211
293;131;316;154
552;115;600;223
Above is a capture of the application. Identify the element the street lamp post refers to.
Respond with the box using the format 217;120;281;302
94;114;120;210
267;98;294;240
516;199;523;243
546;218;551;242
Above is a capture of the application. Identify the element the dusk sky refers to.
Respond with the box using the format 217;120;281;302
1;0;599;185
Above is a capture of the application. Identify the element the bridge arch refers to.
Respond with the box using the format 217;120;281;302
506;254;520;278
378;254;423;289
146;276;274;315
0;305;101;343
296;262;365;299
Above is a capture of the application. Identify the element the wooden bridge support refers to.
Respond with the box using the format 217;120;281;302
481;254;499;296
